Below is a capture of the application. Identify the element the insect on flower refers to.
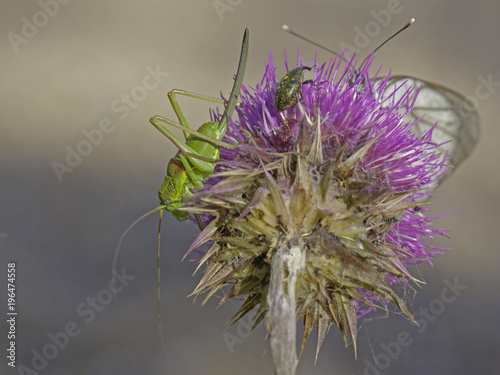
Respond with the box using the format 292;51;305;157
151;28;249;224
176;19;480;371
282;19;479;185
275;64;315;111
112;28;249;351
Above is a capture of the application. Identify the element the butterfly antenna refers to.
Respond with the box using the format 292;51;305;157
358;18;415;71
283;18;416;74
282;24;349;64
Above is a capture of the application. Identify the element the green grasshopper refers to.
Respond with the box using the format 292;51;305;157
112;28;249;351
152;28;249;223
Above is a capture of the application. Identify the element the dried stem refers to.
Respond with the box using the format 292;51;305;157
266;234;305;375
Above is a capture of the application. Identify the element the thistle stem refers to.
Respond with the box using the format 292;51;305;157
266;235;305;375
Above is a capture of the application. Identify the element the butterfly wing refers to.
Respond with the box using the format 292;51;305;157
375;76;480;187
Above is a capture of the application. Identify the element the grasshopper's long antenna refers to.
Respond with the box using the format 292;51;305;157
358;18;415;71
218;28;250;135
111;204;169;354
157;208;167;354
111;206;166;282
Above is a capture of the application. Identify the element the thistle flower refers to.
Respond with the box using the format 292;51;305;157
183;51;449;372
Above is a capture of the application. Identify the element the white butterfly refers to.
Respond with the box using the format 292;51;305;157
376;76;480;187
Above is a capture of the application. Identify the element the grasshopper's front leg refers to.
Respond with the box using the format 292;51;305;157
150;115;238;151
167;89;226;140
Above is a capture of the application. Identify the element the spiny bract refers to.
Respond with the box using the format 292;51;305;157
181;50;449;358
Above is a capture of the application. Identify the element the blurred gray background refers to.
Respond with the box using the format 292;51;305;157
1;1;499;374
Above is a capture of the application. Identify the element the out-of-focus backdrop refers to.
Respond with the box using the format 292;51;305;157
1;1;498;374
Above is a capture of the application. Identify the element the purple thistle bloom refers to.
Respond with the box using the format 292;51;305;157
183;50;449;364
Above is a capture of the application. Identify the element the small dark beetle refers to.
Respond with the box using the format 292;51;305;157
274;65;314;111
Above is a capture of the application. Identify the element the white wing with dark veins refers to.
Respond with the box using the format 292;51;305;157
375;76;480;187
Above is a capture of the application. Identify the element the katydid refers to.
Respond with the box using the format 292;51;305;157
112;28;249;352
